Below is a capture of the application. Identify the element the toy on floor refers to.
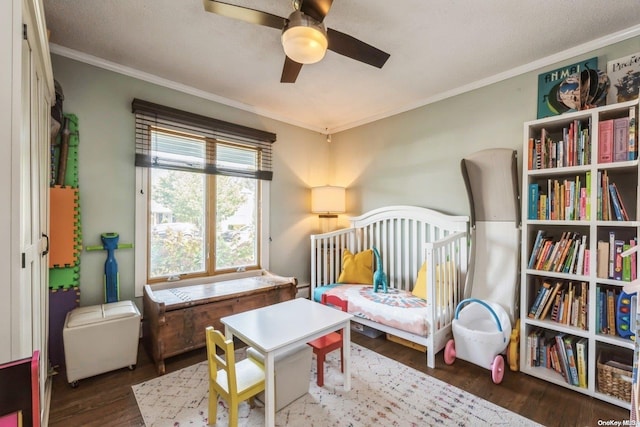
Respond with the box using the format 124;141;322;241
372;246;388;293
445;298;511;383
86;233;133;303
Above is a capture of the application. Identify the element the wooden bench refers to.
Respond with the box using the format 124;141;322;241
143;272;297;375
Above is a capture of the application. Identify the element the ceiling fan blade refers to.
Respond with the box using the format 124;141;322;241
326;28;390;68
300;0;334;23
203;0;286;30
280;57;304;83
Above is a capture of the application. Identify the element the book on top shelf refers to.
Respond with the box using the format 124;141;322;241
606;52;640;105
598;119;614;163
613;117;630;162
537;57;598;119
629;106;637;160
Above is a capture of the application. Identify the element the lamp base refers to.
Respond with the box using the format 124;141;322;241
318;216;337;233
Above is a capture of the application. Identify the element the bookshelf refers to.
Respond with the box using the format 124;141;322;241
520;98;639;409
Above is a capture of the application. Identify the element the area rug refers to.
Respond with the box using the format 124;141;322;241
133;344;540;426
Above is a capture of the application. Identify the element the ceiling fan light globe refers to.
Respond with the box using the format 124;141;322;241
282;27;327;64
281;11;328;65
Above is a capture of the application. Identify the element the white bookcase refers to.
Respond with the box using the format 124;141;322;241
519;98;639;409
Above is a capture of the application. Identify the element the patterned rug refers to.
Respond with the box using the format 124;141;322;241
133;344;540;426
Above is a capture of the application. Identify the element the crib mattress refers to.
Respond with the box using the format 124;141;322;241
323;285;429;337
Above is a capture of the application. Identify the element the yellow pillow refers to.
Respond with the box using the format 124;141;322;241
337;249;373;284
412;262;428;299
412;261;455;302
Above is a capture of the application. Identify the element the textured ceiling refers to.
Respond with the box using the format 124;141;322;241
44;0;640;133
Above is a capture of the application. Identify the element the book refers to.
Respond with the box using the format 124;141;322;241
575;235;587;275
529;281;552;318
597;241;609;279
563;335;579;386
607;288;616;335
630;106;637;160
598;119;614;163
554;333;571;383
613;117;629;162
608;184;624;221
584;249;590;276
631;239;637;281
585;170;591;220
614;240;624;280
528;230;546;269
537;57;598;119
609;231;616;279
575;338;588;388
534;282;555;319
611;182;630;221
606;52;640;105
623;243;632;282
539;281;563;320
528;183;539;220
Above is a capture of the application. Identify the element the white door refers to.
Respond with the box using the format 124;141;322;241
18;9;50;407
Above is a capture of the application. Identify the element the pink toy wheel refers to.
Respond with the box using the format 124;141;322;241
444;339;456;365
491;355;505;384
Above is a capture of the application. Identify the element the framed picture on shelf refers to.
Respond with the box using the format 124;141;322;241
607;52;640;105
537;57;599;119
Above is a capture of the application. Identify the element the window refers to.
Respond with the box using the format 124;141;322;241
132;99;275;291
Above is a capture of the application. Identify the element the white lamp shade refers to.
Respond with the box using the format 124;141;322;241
311;186;345;214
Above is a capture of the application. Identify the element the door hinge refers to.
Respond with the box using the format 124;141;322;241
23;24;27;40
21;252;26;268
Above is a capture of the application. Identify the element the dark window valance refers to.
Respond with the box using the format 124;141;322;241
132;98;275;180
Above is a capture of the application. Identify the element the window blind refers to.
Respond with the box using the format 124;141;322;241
132;98;275;180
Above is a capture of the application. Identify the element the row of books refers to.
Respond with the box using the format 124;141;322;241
527;120;591;170
527;329;587;388
528;174;590;221
528;281;588;329
596;234;637;282
527;106;637;170
527;230;589;275
597;170;631;221
598;106;637;163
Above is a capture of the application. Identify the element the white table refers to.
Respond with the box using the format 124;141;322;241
221;298;353;427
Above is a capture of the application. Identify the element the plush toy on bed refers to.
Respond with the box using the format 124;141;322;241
372;246;388;293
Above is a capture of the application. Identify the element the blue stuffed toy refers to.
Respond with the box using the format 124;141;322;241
372;246;388;293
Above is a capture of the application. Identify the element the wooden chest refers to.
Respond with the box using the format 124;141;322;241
142;272;297;374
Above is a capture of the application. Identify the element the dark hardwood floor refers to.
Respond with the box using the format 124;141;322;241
48;333;628;426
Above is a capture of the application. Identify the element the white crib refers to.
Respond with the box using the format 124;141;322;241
310;205;469;368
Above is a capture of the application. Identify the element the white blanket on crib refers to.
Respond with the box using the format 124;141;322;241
324;285;429;337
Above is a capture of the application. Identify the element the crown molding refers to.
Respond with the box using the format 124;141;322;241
49;43;327;134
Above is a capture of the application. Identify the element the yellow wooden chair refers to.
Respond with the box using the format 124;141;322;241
205;326;265;426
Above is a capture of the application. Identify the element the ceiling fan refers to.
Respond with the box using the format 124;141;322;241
203;0;390;83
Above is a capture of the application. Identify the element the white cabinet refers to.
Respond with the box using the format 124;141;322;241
0;0;54;420
519;98;639;409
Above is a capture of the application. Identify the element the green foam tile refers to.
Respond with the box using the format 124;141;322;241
49;266;80;290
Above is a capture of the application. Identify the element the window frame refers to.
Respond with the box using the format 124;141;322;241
134;167;270;297
132;99;274;296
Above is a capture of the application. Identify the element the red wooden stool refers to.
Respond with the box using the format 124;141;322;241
307;294;348;387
